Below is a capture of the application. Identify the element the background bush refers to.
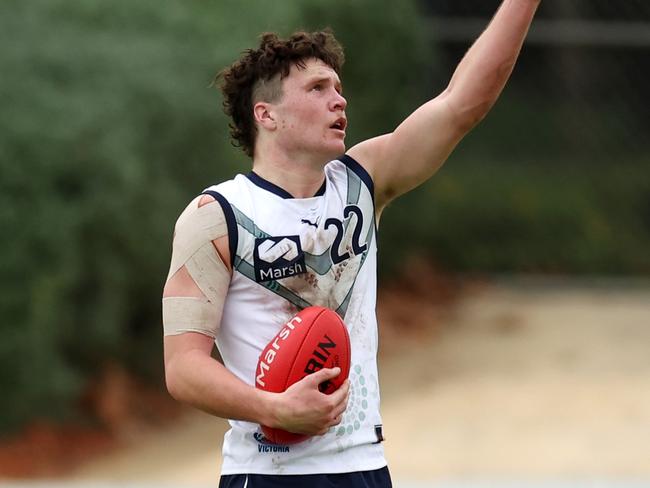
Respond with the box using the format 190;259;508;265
1;0;648;434
0;0;430;433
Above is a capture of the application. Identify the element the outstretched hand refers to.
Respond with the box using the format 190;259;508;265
270;367;350;436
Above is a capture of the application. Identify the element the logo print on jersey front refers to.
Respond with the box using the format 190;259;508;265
254;236;306;283
300;217;319;228
253;432;291;452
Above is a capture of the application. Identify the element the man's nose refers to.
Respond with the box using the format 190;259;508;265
331;92;347;111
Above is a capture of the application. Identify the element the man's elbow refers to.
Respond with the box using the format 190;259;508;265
438;89;491;135
164;359;186;402
454;99;495;134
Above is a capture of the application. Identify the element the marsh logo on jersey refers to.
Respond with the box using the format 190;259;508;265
254;236;306;282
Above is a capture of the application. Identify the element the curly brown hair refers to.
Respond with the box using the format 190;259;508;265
216;30;345;158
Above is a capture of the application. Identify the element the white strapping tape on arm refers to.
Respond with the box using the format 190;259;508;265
163;195;231;337
162;296;220;338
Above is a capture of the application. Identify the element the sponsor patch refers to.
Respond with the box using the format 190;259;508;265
254;432;291;452
254;236;306;282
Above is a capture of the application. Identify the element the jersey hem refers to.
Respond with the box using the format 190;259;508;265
219;459;388;476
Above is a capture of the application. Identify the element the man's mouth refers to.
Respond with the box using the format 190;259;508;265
330;117;347;131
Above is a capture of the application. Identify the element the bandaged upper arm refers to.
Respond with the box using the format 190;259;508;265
162;195;231;338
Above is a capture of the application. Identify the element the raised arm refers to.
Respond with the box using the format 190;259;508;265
348;0;541;212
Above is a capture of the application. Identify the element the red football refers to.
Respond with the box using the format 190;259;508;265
254;306;351;445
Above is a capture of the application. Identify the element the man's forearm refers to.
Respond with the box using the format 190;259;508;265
444;0;541;129
166;349;275;426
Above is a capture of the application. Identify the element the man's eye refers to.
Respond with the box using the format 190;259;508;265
312;84;322;91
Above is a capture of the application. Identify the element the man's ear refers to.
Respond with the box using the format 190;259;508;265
253;102;276;131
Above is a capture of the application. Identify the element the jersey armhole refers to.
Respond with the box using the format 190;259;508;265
202;190;238;266
338;154;375;206
338;154;379;235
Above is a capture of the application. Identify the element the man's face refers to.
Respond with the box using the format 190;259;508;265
269;58;347;161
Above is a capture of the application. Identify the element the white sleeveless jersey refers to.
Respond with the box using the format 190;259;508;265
204;155;386;475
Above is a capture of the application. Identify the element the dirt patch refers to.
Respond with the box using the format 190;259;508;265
380;278;650;479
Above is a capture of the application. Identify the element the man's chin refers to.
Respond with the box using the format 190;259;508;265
327;142;347;159
311;141;346;163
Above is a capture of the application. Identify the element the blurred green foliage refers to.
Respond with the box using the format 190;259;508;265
0;0;430;433
1;0;649;435
380;86;650;275
380;156;650;275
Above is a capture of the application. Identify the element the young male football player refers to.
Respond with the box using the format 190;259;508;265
163;1;541;486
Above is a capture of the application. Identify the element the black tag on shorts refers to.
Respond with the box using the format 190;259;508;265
374;424;385;444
